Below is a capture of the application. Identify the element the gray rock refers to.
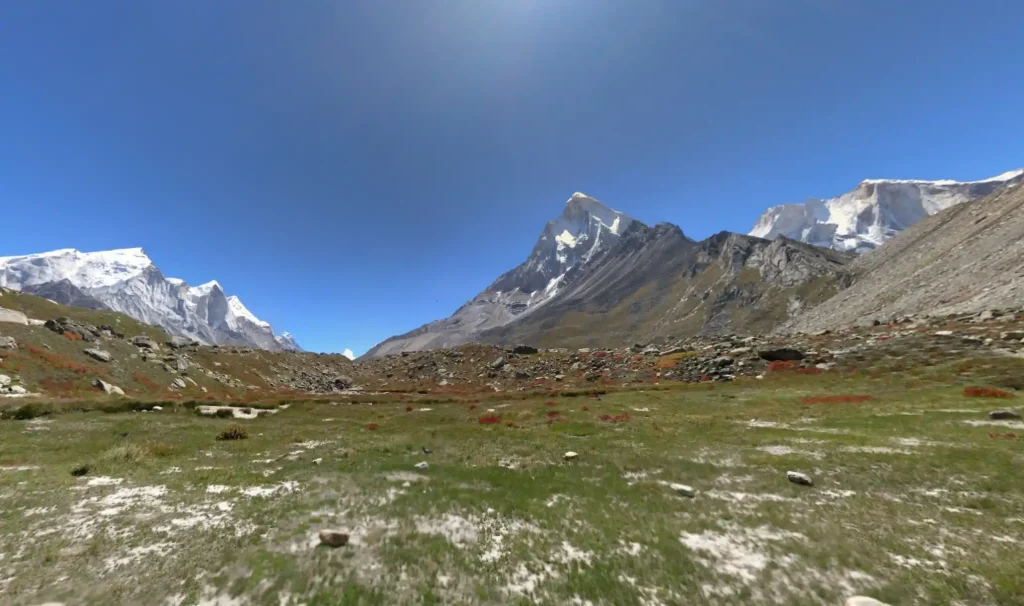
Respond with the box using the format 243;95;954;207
670;483;696;498
167;336;197;349
512;345;538;355
489;357;507;370
414;461;429;470
0;374;10;387
174;357;189;372
132;336;160;350
1000;331;1024;341
0;307;29;325
845;598;892;606
786;471;813;486
0;336;17;350
318;529;350;548
332;376;353;390
563;451;579;461
989;410;1021;420
92;379;125;396
7;385;27;395
83;348;112;363
514;370;531;380
170;378;187;390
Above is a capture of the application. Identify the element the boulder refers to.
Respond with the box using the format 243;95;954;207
83;348;112;363
489;357;507;370
669;483;696;498
0;374;10;387
92;379;125;396
170;378;187;390
786;471;813;486
167;336;197;349
414;461;429;470
332;376;353;390
0;336;16;350
6;385;27;395
174;357;189;372
132;336;160;351
563;451;579;461
512;345;538;355
758;348;805;362
0;307;29;325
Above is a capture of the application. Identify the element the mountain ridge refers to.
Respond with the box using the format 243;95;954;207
749;168;1024;252
0;247;300;352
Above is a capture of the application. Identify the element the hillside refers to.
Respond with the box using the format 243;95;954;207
784;180;1024;332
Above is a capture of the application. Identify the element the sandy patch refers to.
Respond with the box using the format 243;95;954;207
241;481;299;498
85;476;123;487
840;446;914;454
504;562;559;596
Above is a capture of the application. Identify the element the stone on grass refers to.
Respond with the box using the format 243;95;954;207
83;348;112;363
0;336;18;350
0;374;10;387
132;336;160;350
92;379;125;396
787;471;813;486
170;378;187;390
512;344;538;355
313;458;323;465
7;385;27;395
845;597;892;606
989;410;1021;420
0;307;29;325
670;483;696;498
563;451;579;461
414;461;429;470
318;529;350;548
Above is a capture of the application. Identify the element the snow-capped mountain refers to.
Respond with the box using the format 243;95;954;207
749;169;1024;252
0;248;301;351
364;193;643;357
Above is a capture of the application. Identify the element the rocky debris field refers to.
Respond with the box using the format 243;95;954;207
4;284;1024;403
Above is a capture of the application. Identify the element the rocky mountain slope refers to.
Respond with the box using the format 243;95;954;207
366;194;852;358
0;248;300;352
784;178;1024;332
749;168;1024;252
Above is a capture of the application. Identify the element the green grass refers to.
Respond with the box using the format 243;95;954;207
0;366;1022;605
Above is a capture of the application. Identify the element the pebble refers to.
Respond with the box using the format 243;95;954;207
318;529;350;548
563;451;579;461
669;483;696;498
989;410;1021;420
845;598;892;606
787;471;813;486
414;461;429;470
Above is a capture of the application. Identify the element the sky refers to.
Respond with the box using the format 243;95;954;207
2;1;1022;356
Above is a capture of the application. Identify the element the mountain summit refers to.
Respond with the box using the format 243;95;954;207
749;168;1024;252
0;248;300;351
364;193;850;358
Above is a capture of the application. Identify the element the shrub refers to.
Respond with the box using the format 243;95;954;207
599;412;631;423
801;395;876;404
406;405;414;412
217;424;248;441
215;408;234;419
797;367;824;375
988;432;1017;440
545;401;557;407
468;404;478;411
148;443;176;457
101;444;149;464
546;410;560;418
580;406;589;412
10;403;51;420
71;464;90;477
63;331;83;341
478;414;501;425
964;386;1014;398
367;423;379;431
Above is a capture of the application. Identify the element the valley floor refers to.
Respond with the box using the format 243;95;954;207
1;367;1023;605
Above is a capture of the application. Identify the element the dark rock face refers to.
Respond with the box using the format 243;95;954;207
758;348;806;362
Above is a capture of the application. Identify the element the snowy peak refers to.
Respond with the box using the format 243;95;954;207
0;247;154;290
750;168;1024;252
0;247;300;352
226;295;270;329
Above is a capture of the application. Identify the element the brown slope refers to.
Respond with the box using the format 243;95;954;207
784;180;1024;333
480;229;852;349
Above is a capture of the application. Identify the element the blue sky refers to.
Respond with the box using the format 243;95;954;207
1;1;1022;355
